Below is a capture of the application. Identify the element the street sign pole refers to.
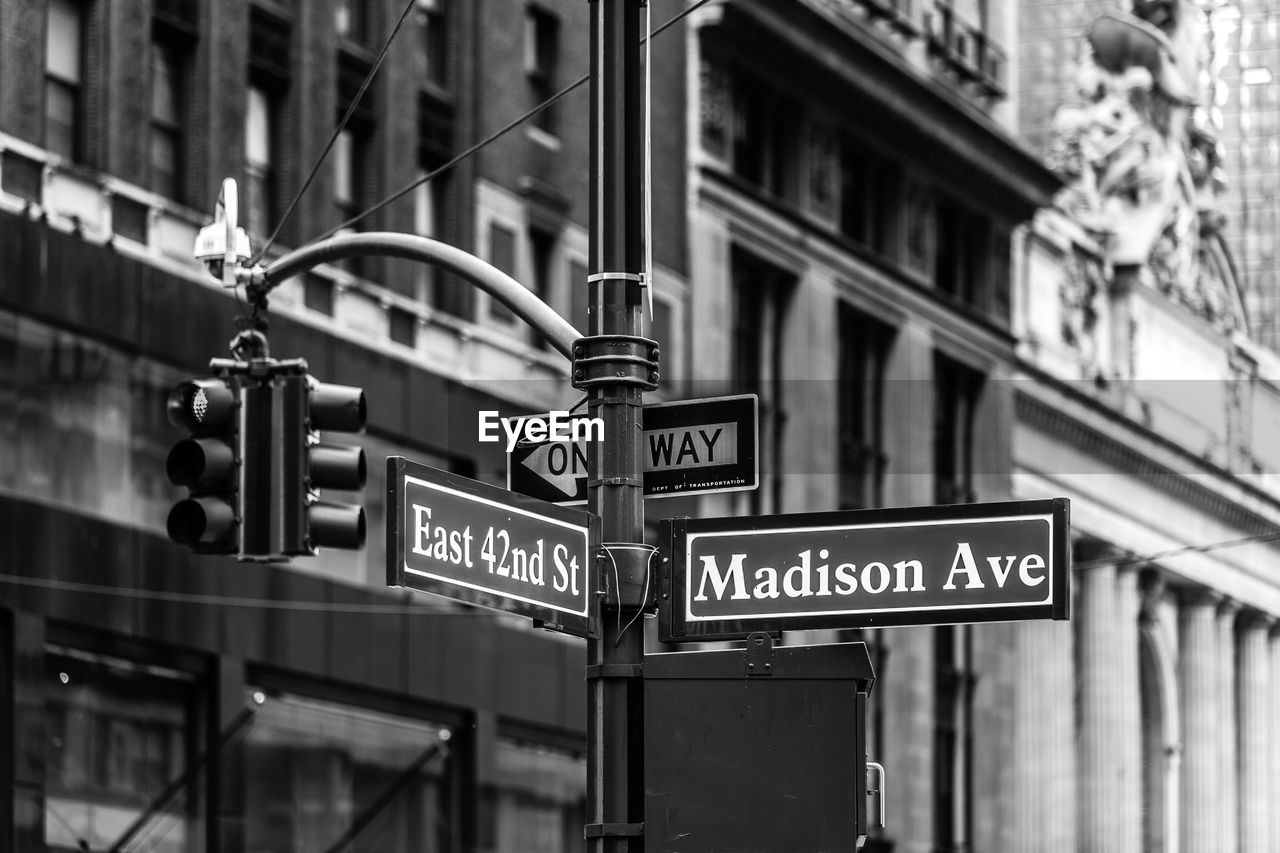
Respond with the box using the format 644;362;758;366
586;0;646;850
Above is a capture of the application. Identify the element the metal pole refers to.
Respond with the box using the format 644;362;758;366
257;232;582;357
586;0;646;850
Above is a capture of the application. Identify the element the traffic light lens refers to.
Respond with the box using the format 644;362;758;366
167;497;235;545
310;383;367;432
166;438;236;488
309;502;367;550
310;445;367;490
168;379;237;432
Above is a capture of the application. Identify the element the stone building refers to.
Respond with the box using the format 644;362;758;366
1015;0;1280;850
2;0;1277;851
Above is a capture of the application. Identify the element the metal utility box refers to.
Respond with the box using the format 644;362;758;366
643;634;876;852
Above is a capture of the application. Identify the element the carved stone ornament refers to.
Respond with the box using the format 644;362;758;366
1044;0;1246;336
1060;251;1104;368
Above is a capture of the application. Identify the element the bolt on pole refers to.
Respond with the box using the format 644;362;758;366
585;0;647;850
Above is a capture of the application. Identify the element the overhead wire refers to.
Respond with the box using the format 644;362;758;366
312;76;588;245
307;0;719;246
250;0;421;265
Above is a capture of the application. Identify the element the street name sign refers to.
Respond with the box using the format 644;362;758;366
659;498;1069;641
507;394;758;505
387;456;600;639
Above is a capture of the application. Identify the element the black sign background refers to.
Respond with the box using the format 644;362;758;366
387;456;600;638
660;498;1070;641
641;394;758;498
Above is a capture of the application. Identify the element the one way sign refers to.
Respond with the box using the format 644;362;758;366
507;395;758;505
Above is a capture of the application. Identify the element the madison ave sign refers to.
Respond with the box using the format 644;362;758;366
659;499;1070;641
387;457;600;639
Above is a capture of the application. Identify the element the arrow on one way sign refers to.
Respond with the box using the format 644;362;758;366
517;440;589;499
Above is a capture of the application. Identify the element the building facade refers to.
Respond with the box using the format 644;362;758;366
2;0;1279;852
1016;0;1280;851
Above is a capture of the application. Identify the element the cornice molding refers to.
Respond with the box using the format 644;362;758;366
1016;389;1279;536
722;0;1061;217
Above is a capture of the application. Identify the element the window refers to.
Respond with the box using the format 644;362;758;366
150;41;184;200
699;57;732;161
414;172;442;287
247;8;291;238
933;354;982;505
933;625;975;853
488;221;518;323
234;691;453;853
335;0;369;44
964;216;991;308
333;47;377;271
807;120;840;222
935;198;964;298
45;0;84;160
529;227;557;349
334;128;359;223
526;6;559;135
305;274;335;315
934;199;989;305
838;306;893;510
905;182;933;272
415;0;448;87
484;738;586;853
244;86;277;239
870;166;899;256
731;248;792;514
418;92;463;314
333;127;371;277
730;73;770;187
45;647;200;853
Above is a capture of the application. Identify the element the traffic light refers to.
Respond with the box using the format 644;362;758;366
165;376;241;553
280;375;367;554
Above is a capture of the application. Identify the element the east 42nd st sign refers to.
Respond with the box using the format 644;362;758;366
660;498;1070;641
387;457;600;639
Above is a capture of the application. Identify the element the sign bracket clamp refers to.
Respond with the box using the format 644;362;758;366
745;632;774;676
571;335;660;392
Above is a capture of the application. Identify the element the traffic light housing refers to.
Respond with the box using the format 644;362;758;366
165;376;241;553
281;375;367;554
166;361;366;561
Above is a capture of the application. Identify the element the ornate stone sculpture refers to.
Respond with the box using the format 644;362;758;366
1045;0;1245;335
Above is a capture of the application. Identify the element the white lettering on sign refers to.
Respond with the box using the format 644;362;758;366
941;543;1048;590
478;411;604;452
645;421;738;471
410;501;582;596
692;543;1046;604
412;505;474;567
